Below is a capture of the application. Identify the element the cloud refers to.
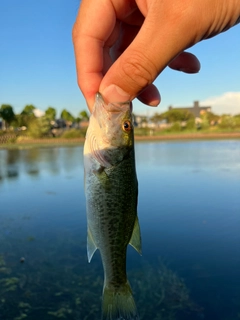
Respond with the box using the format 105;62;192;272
200;92;240;115
33;108;45;117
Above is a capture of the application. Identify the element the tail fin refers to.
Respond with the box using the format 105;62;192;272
102;281;139;320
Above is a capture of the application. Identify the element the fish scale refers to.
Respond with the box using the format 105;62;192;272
84;93;141;320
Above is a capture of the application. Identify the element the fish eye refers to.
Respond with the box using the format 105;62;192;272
122;120;132;132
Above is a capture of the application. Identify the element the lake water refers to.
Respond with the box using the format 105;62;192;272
0;140;240;320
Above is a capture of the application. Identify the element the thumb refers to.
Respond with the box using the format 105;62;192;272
99;3;199;105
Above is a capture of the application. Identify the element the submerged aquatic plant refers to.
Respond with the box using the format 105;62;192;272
130;259;201;320
0;277;19;292
0;225;201;319
0;246;201;320
0;255;11;275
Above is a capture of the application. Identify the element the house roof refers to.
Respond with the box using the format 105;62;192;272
168;101;211;117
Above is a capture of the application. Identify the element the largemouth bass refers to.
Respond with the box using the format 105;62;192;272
84;93;141;320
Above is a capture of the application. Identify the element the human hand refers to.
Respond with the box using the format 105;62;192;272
73;0;240;111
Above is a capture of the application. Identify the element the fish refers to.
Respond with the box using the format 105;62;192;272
84;93;142;320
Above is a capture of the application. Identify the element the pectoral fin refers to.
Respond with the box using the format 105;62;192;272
93;166;111;190
87;228;98;262
129;216;142;255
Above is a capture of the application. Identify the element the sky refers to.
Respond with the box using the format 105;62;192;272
0;0;240;118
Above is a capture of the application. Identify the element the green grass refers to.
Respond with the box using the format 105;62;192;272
135;126;240;136
60;128;87;139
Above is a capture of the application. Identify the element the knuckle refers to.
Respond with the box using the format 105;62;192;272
121;51;156;91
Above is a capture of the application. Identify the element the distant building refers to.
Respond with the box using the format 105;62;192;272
134;115;148;127
79;120;89;128
53;119;67;129
168;101;211;118
0;120;6;130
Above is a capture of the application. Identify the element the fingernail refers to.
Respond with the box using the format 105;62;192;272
101;84;131;104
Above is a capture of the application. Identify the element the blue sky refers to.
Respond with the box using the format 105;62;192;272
1;0;240;118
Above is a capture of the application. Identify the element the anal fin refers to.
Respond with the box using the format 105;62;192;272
129;216;142;255
87;228;98;262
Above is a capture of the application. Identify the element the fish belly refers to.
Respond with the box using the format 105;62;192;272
85;152;140;320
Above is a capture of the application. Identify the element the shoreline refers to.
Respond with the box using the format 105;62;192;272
0;132;240;149
134;132;240;141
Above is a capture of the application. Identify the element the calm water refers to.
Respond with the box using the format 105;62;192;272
0;140;240;320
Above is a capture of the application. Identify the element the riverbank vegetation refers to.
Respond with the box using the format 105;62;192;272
1;103;240;145
0;104;88;144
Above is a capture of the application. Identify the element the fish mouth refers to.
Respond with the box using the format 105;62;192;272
88;92;134;168
92;92;133;138
95;92;132;114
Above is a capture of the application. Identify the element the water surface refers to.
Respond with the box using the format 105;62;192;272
0;140;240;320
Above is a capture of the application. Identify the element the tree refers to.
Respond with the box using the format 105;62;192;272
19;104;36;127
150;112;164;124
218;115;236;129
234;114;240;128
161;109;194;123
75;117;81;124
28;116;51;138
61;109;75;122
201;111;219;124
79;110;89;120
45;107;56;120
21;104;36;116
0;104;15;128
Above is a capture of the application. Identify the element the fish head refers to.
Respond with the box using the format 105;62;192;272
85;93;134;168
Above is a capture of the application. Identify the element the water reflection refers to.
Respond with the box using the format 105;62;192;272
135;140;240;172
0;146;84;183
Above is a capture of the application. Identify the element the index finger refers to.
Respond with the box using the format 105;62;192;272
73;0;141;110
72;0;116;109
